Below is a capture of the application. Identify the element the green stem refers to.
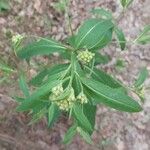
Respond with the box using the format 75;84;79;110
64;0;74;36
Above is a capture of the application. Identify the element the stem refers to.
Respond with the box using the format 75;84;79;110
64;0;74;36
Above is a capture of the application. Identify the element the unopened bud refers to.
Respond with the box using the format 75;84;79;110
77;50;95;64
77;92;88;104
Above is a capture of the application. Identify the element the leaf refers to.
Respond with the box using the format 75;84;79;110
13;96;25;102
72;75;82;96
126;0;134;7
19;74;29;98
0;0;10;11
81;78;142;112
16;99;47;112
90;8;112;20
48;103;60;127
136;25;150;44
30;64;69;86
134;67;148;88
17;38;67;59
120;0;134;8
67;35;76;48
0;61;14;73
83;104;96;132
63;123;77;144
94;53;110;65
75;19;114;50
85;67;123;89
16;79;60;112
73;103;93;134
77;127;93;145
115;27;126;50
120;0;127;7
29;79;60;101
29;107;47;125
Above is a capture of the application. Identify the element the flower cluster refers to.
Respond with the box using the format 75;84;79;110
77;49;95;64
77;92;88;104
50;84;89;111
50;85;76;111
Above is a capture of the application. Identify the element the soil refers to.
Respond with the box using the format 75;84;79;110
0;0;150;150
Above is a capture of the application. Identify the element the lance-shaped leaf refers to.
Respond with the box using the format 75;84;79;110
85;67;123;89
83;104;96;132
0;61;14;73
48;103;60;127
115;27;126;50
75;19;114;50
30;64;69;86
120;0;134;8
16;99;48;112
94;53;110;65
91;8;112;20
16;79;60;112
17;38;67;59
19;73;30;98
134;67;148;88
73;103;93;134
135;25;150;45
77;127;93;145
63;123;77;144
0;0;10;11
81;78;142;112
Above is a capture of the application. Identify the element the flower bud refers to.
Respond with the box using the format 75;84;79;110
77;92;88;104
51;84;63;97
77;50;95;64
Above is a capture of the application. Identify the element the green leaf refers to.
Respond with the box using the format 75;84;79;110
63;123;77;144
67;35;76;48
16;99;47;112
120;0;133;8
81;78;142;112
29;107;47;125
0;61;14;73
19;74;29;98
13;96;25;102
90;8;112;20
72;75;82;96
29;79;60;101
120;0;127;7
16;78;61;112
73;103;93;134
115;27;126;50
30;64;69;86
136;25;150;45
48;103;60;127
134;67;148;88
77;127;93;145
83;104;96;132
17;38;67;59
75;19;114;50
94;53;110;65
0;0;10;11
85;67;123;89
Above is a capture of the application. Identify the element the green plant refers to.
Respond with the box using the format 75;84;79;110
13;0;149;145
0;0;10;12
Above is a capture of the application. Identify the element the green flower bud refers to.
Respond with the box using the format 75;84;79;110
77;50;95;64
77;92;88;104
51;87;76;111
51;84;63;96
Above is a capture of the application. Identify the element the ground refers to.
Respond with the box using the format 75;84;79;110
0;0;150;150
